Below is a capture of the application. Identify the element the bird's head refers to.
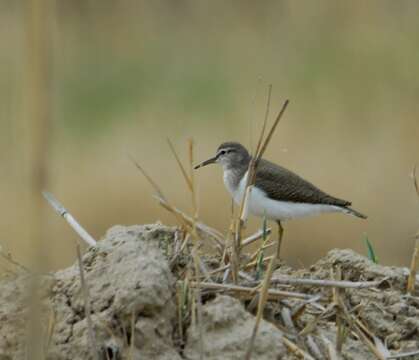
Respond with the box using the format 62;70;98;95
194;142;250;170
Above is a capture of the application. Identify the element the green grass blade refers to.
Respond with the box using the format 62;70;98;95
364;234;378;264
255;214;268;280
255;252;264;280
262;214;268;243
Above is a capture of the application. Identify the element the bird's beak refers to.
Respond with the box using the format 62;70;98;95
194;156;217;169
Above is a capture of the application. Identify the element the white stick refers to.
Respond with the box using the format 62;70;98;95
388;349;419;359
269;276;386;289
43;191;97;247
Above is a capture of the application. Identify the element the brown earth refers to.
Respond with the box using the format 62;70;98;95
0;224;418;359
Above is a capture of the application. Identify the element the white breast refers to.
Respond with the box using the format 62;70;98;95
223;169;238;196
224;170;343;221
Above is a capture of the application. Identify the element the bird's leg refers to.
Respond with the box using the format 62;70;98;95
276;220;284;260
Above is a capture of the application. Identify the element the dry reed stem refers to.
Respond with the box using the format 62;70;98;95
282;337;315;360
154;195;224;251
407;165;419;294
167;138;193;192
407;243;418;294
230;221;241;284
235;88;285;252
269;276;385;289
257;84;273;157
244;255;274;269
238;187;252;228
335;284;387;360
0;247;31;273
25;21;52;360
247;78;265;155
244;256;277;360
129;155;166;201
248;241;276;263
43;191;97;247
238;84;273;226
336;314;345;354
170;139;204;359
214;228;274;283
166;139;199;235
413;164;419;198
345;317;386;360
332;267;345;354
44;309;56;354
388;349;419;359
152;197;192;231
167;140;200;237
299;302;336;336
76;243;99;360
239;97;289;227
291;294;323;321
208;263;229;275
188;281;315;300
241;228;272;248
188;138;199;221
170;231;188;269
234;98;289;293
257;100;290;162
353;317;376;343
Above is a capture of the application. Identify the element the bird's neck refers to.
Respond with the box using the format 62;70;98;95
223;161;249;191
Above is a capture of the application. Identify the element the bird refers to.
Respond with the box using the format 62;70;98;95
194;141;366;257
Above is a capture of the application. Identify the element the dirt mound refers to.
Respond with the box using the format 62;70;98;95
0;224;418;359
0;275;28;359
273;249;419;350
0;224;181;360
185;295;286;360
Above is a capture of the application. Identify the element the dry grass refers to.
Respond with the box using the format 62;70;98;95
36;94;419;359
125;94;419;359
14;115;419;359
8;2;419;359
76;243;99;360
129;93;295;359
407;165;419;294
139;90;290;357
129;101;415;360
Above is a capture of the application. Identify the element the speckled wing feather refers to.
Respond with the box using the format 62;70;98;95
255;159;351;207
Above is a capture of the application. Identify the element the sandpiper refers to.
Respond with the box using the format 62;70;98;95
195;142;366;256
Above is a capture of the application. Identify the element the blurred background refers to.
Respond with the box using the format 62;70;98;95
1;1;419;271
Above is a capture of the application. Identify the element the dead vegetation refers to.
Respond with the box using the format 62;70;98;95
1;91;418;359
1;223;419;360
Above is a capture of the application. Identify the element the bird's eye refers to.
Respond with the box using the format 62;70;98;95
220;150;226;155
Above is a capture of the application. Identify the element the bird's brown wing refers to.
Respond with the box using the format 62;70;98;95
254;159;351;207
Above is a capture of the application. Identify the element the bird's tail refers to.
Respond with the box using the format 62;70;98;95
342;206;368;219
